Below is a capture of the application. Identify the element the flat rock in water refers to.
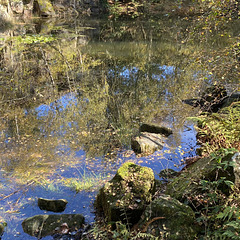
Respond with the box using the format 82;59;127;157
131;132;165;155
22;214;84;238
38;198;68;212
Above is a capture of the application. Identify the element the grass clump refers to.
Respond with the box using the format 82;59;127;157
61;168;108;192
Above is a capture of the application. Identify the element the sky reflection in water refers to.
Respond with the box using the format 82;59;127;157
1;65;199;240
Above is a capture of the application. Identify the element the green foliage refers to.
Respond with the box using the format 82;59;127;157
108;0;144;19
189;103;240;155
194;148;240;239
112;221;130;239
15;35;56;44
85;220;159;240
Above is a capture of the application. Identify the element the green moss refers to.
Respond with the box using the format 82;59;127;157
96;162;155;224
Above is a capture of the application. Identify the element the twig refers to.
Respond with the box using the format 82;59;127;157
0;180;36;201
142;216;165;233
0;96;28;104
15;114;20;140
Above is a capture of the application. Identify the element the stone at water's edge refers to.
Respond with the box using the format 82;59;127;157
131;123;172;155
131;132;165;155
182;85;240;113
22;214;84;238
137;195;199;240
96;162;155;225
38;198;68;212
0;0;55;17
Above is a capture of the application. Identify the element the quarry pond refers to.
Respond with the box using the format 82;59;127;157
0;14;239;239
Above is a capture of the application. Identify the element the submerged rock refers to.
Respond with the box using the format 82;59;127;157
137;195;199;240
96;162;155;225
38;198;68;212
22;214;84;238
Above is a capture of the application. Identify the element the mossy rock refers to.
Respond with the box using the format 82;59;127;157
96;162;155;225
165;150;236;201
138;195;199;240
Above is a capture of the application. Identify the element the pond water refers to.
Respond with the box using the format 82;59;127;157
0;15;239;239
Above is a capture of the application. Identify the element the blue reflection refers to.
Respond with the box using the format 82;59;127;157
34;93;78;118
108;64;176;82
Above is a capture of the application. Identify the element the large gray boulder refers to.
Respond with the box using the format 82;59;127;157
137;195;199;240
22;214;84;238
96;162;156;225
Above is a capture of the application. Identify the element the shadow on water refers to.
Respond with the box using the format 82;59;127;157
0;14;238;239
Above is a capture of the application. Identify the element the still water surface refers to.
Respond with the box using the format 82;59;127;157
0;15;238;239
